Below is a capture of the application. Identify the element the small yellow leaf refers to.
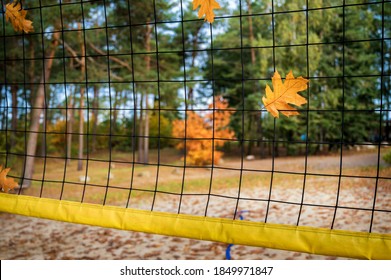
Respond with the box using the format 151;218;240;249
5;2;34;33
262;70;308;118
193;0;221;23
0;166;18;193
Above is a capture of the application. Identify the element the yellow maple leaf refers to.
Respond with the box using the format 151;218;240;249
0;166;18;193
5;2;34;33
262;70;308;118
193;0;221;23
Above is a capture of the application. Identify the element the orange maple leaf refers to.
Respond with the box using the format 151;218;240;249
262;70;308;118
0;166;18;193
193;0;221;23
5;2;34;33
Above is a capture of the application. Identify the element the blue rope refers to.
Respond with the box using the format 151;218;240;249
225;210;249;260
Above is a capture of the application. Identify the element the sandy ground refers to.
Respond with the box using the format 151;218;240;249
1;151;390;260
0;213;345;260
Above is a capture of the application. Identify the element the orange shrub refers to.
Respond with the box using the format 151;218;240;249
172;96;234;166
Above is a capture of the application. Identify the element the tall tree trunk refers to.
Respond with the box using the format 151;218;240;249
112;89;120;133
22;32;60;188
137;92;144;163
41;88;52;157
188;25;202;110
91;85;99;152
41;111;46;157
246;0;259;156
386;80;390;141
138;23;153;164
11;85;18;148
144;92;149;163
386;56;391;141
78;87;85;171
0;85;3;130
247;0;256;66
77;25;86;171
29;39;35;108
66;86;75;165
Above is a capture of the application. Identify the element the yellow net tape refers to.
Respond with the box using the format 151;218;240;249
1;193;390;259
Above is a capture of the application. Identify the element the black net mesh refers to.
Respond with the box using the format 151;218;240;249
0;0;390;235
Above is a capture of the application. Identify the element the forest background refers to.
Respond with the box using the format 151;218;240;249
0;0;390;188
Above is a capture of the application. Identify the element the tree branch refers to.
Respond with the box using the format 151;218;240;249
87;42;132;72
59;40;84;65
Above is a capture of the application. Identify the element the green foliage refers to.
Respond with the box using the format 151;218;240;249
201;0;387;155
0;0;389;165
149;113;173;149
384;150;391;165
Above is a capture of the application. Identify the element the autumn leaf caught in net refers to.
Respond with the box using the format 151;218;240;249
0;166;18;193
5;2;34;33
262;70;308;118
193;0;221;23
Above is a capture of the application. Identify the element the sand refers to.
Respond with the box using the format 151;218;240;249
1;151;390;260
